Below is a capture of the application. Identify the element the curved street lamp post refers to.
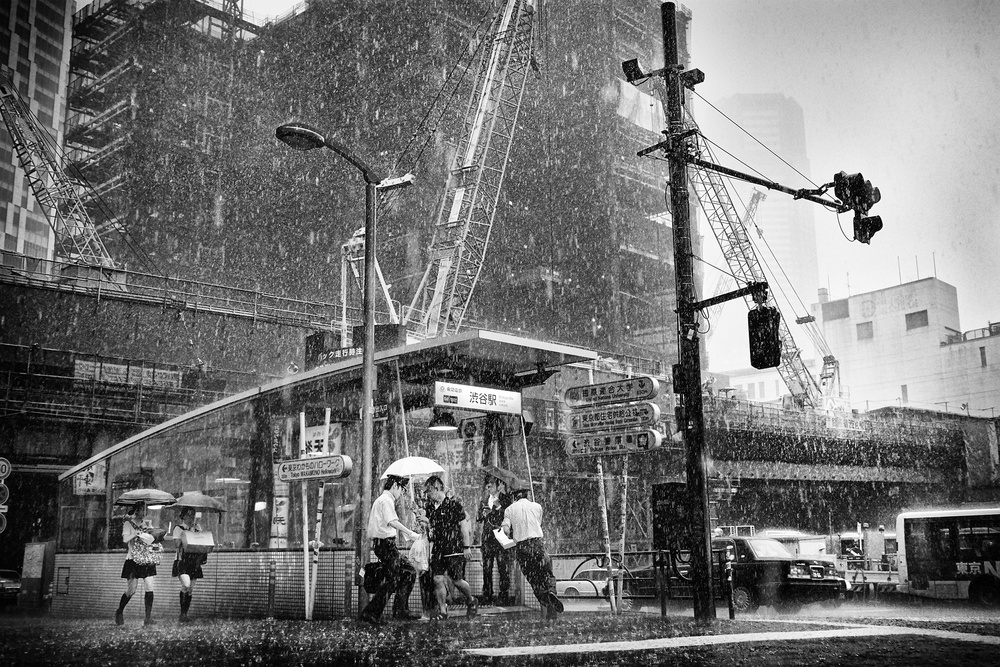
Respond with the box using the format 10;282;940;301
276;122;413;615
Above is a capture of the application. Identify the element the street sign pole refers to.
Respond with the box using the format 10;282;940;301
662;1;716;622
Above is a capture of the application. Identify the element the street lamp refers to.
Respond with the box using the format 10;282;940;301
276;122;413;614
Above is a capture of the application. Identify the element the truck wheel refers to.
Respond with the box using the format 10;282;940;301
731;586;758;613
969;577;1000;607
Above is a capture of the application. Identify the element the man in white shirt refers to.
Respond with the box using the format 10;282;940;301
360;475;421;626
501;476;563;621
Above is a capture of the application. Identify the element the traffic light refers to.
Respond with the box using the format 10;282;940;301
833;171;881;215
748;305;781;369
853;214;883;245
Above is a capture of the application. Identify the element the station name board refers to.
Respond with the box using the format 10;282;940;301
434;381;522;415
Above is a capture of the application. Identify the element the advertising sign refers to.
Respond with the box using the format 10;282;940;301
565;429;662;458
73;460;106;496
563;376;659;408
434;381;522;415
569;401;660;434
277;455;353;482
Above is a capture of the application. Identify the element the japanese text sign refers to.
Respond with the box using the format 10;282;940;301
434;381;522;415
563;376;659;408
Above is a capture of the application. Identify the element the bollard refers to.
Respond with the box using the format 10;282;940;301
267;559;277;618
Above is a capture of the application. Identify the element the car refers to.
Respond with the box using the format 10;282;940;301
712;536;847;613
0;569;21;606
555;567;611;598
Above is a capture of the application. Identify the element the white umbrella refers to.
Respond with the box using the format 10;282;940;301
380;456;444;479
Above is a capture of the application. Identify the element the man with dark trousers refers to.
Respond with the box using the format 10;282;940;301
359;475;421;627
501;476;564;621
476;474;512;605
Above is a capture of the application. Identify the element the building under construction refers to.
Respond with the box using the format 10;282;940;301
2;0;998;605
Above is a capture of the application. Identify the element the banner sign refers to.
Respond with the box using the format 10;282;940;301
563;376;659;408
569;402;660;434
565;429;662;458
434;381;522;415
277;455;353;482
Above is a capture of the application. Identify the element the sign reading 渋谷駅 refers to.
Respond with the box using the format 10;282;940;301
565;429;662;458
434;381;522;415
569;401;660;434
277;455;353;482
563;376;659;408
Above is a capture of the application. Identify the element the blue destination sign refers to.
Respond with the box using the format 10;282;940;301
569;402;661;434
277;455;353;482
563;376;659;408
565;429;663;458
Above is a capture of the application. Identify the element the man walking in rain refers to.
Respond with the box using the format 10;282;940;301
423;475;478;619
501;476;564;621
360;475;421;627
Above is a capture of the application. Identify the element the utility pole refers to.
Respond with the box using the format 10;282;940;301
662;2;716;622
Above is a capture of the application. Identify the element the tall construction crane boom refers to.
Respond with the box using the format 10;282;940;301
704;189;765;328
402;0;535;339
0;73;120;276
675;109;834;408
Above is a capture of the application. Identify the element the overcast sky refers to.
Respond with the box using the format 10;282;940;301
161;1;1000;366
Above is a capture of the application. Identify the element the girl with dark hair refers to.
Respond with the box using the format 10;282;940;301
115;502;160;626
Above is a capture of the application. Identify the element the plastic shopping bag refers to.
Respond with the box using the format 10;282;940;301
409;534;431;574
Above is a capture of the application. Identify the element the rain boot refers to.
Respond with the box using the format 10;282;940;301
143;591;155;626
115;593;130;625
180;592;192;622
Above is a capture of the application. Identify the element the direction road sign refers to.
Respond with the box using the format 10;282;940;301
565;429;663;458
563;376;659;409
277;455;353;482
569;401;661;434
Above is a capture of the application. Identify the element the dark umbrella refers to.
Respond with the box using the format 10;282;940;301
165;492;227;513
114;488;176;506
481;464;517;486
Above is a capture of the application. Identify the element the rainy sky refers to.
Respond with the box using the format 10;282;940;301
82;0;1000;369
242;0;999;363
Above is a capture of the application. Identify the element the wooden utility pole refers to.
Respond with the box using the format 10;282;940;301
661;1;716;622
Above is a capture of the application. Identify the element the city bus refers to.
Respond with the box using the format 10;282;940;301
896;506;1000;605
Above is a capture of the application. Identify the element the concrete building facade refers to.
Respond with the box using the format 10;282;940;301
814;277;1000;415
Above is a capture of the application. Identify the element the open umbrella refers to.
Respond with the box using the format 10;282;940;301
480;464;517;486
164;491;227;513
380;456;444;479
114;488;176;506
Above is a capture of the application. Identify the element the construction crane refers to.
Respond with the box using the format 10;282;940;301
703;189;766;329
0;72;122;283
682;111;838;409
401;0;535;339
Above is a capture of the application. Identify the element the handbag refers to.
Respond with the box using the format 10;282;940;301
180;530;215;554
130;536;162;566
363;561;385;593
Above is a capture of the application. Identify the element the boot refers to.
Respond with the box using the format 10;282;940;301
180;592;192;623
178;591;186;622
143;591;155;626
115;593;130;626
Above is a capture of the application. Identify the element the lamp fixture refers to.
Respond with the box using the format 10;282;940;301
427;408;458;432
